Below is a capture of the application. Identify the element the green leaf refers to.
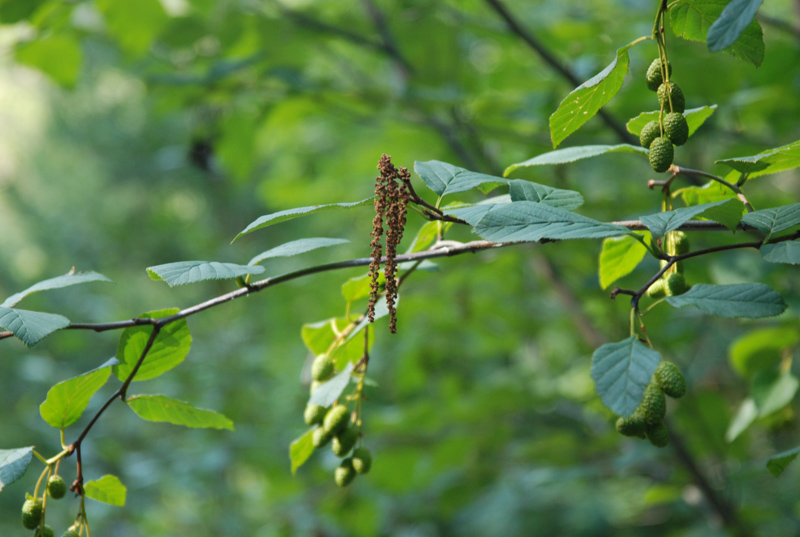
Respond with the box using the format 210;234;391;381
504;145;645;175
752;371;799;417
2;270;112;308
675;181;736;206
626;106;717;137
146;261;265;287
0;0;47;23
113;309;192;382
216;108;257;181
84;475;126;506
707;0;764;52
729;327;799;378
719;140;800;180
670;0;764;66
725;398;757;442
508;180;584;210
665;283;787;318
767;445;800;477
549;43;634;148
761;241;800;265
741;204;800;235
0;308;70;348
468;202;630;243
289;429;315;475
444;203;506;227
414;160;507;197
233;199;372;242
96;0;168;56
308;362;355;407
639;199;740;238
598;233;649;290
15;34;82;87
39;358;118;429
591;336;662;416
406;221;452;253
127;394;233;430
301;317;374;365
0;447;34;493
697;198;746;232
248;238;349;266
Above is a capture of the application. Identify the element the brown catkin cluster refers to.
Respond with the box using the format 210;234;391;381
368;154;410;332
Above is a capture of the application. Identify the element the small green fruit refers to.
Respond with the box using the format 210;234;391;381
351;447;373;474
323;404;350;435
304;403;328;426
311;353;333;381
34;525;55;537
673;231;690;255
646;58;672;91
310;380;324;394
647;278;666;299
332;427;358;457
639;120;661;150
334;458;357;487
47;475;67;500
21;498;43;530
639;383;666;425
615;412;647;438
663;112;689;146
655;361;687;398
646;420;670;448
657;81;685;113
665;272;687;296
648;137;674;173
312;426;333;449
62;530;81;537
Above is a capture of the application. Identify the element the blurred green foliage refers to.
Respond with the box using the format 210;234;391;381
0;0;799;535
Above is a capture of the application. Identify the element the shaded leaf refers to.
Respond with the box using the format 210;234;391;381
504;145;645;175
444;203;506;227
0;447;34;493
665;283;787;318
719;140;800;180
707;0;764;52
248;238;349;266
290;429;315;475
84;475;126;506
729;327;799;378
113;309;192;382
591;336;662;416
233;199;372;242
741;203;800;235
147;261;265;287
308;362;355;407
127;394;233;430
671;0;764;66
549;44;635;148
39;358;118;429
96;0;168;56
761;241;800;265
414;160;507;197
626;106;717;137
639;199;740;238
598;233;649;290
675;181;736;206
302;317;374;365
752;371;799;417
2;270;111;308
767;445;800;477
0;308;70;348
15;34;82;87
725;398;757;442
508;179;584;210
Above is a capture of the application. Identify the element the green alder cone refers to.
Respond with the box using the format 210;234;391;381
646;421;670;448
663;112;689;146
657;81;685;113
665;272;687;296
647;278;666;299
312;426;333;449
34;525;55;537
311;353;333;381
639;120;661;150
673;231;690;255
310;380;323;394
323;404;350;435
648;137;674;173
332;426;358;457
351;447;372;474
21;498;43;530
615;412;647;438
639;383;667;425
62;531;80;537
304;403;328;426
646;58;672;91
655;361;687;398
47;475;67;499
334;458;357;487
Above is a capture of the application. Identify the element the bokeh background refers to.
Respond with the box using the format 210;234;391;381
1;0;799;535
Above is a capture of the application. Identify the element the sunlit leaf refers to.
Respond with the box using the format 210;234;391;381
767;445;800;477
308;362;355;407
15;34;82;87
127;394;233;430
113;309;191;382
729;327;799;378
707;0;764;52
725;398;757;442
598;233;649;290
626;106;717;137
96;0;168;56
752;371;799;417
84;475;126;506
290;428;315;475
39;358;118;429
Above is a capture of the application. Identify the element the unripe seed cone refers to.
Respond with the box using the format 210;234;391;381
323;404;350;435
351;447;373;474
304;403;328;426
646;58;672;91
655;361;687;398
335;459;357;487
658;81;685;113
649;137;674;173
639;383;666;425
311;353;333;381
616;412;647;438
639;120;661;150
646;420;670;447
332;427;358;457
663;112;689;146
